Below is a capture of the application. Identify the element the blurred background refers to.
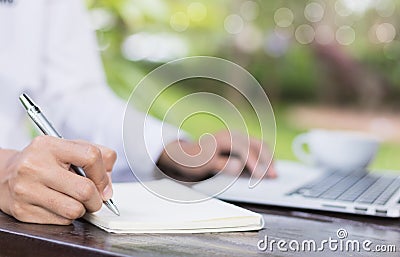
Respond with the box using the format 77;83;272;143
86;0;400;171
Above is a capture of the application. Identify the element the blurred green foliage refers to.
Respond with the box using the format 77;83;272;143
86;0;400;170
87;0;400;101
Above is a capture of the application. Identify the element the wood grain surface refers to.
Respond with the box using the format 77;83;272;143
0;203;399;257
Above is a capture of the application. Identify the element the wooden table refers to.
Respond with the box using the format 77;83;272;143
0;203;399;257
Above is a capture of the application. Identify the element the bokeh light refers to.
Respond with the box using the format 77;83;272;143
295;24;315;44
336;25;356;45
187;2;207;22
224;14;244;34
170;12;190;32
240;1;260;21
274;7;294;28
376;23;396;43
304;2;325;23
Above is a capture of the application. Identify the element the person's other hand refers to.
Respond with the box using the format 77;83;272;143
0;136;117;225
157;130;276;181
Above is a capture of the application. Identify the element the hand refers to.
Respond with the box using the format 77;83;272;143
0;136;117;225
157;130;277;181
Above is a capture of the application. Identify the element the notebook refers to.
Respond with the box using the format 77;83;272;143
83;179;264;233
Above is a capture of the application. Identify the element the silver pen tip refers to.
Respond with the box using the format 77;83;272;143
19;93;36;111
104;199;120;216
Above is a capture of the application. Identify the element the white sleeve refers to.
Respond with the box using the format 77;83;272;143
36;0;180;181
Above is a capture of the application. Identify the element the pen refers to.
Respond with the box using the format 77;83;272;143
19;93;120;216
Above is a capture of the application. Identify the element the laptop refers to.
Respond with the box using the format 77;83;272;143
193;160;400;217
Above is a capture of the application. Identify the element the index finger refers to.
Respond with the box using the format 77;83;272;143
250;138;277;179
95;145;117;172
46;138;112;201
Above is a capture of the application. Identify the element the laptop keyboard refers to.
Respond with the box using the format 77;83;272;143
291;171;400;205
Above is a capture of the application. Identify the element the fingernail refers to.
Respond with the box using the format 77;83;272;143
268;164;278;177
103;185;113;200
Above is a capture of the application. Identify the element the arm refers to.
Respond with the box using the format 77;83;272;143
35;0;179;181
36;0;276;182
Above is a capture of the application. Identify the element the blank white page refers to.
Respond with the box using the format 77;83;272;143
84;179;264;233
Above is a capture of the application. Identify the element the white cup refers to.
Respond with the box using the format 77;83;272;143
292;129;380;172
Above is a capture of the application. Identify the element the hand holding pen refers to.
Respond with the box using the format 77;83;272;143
0;94;119;225
19;93;119;216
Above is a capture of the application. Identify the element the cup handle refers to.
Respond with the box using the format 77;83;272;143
292;133;313;165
